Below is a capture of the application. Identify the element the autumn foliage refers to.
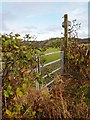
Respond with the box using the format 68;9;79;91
1;33;90;119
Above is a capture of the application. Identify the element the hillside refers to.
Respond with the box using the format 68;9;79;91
24;38;90;48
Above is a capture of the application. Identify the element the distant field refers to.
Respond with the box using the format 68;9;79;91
44;47;60;53
79;43;90;46
40;47;61;64
40;47;62;79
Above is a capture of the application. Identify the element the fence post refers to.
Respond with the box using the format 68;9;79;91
36;56;41;90
64;14;68;73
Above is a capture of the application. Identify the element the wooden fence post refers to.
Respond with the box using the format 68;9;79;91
64;14;68;73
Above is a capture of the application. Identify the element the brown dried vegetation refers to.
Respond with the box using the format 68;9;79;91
2;33;90;119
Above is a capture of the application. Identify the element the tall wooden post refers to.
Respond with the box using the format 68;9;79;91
64;14;68;73
64;14;68;48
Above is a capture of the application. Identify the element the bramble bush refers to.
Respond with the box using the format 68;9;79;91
67;42;90;80
1;33;90;119
2;33;40;118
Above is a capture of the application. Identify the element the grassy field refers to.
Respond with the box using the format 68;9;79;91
40;47;62;81
79;43;90;46
44;47;60;53
40;47;61;64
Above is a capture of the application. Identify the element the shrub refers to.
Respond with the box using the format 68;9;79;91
2;33;38;118
67;43;90;80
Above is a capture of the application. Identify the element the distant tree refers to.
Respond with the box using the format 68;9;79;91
51;38;63;48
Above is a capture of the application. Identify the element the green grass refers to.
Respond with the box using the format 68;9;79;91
45;47;60;53
79;43;90;46
40;47;62;78
40;47;61;64
41;53;60;64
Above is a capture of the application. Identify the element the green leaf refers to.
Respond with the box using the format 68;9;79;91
4;85;14;97
15;34;20;37
9;91;14;96
13;44;19;49
22;83;27;89
23;78;28;82
22;91;28;95
80;57;84;62
32;111;36;116
16;88;23;97
4;90;9;97
7;84;12;91
4;40;11;46
6;109;12;117
70;55;74;59
26;52;32;60
38;108;42;112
